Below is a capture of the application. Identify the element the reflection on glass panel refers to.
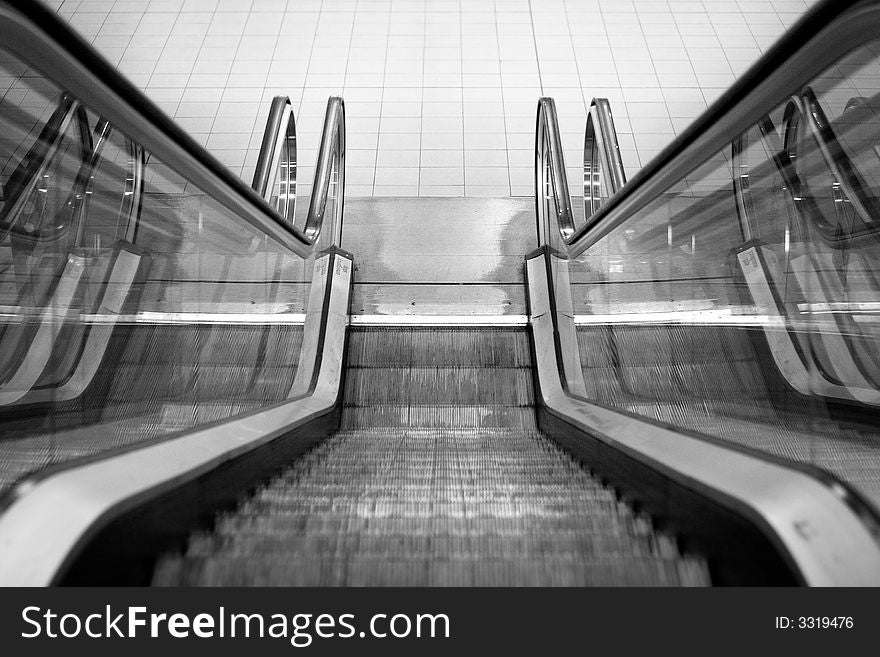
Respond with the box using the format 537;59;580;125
564;41;880;509
0;48;313;494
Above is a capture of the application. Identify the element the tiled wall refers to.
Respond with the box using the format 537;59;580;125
50;0;816;197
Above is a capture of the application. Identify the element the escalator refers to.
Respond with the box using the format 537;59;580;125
1;0;880;588
0;85;322;493
153;326;709;586
542;18;880;511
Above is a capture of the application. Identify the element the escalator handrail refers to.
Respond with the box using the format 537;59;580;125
306;97;345;246
0;1;328;259
556;0;872;258
537;96;626;248
584;97;627;211
535;97;575;243
252;95;344;245
252;96;295;209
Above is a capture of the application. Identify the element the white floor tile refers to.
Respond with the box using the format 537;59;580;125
61;0;815;198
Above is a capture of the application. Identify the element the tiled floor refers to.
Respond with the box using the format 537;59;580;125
50;0;817;197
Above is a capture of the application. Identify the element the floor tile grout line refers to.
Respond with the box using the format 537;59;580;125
370;3;393;195
104;0;140;68
173;5;217;145
493;0;512;196
209;4;247;176
526;0;544;96
563;0;587;220
417;0;427;195
459;0;466;196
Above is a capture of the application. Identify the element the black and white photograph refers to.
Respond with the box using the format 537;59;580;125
0;0;877;652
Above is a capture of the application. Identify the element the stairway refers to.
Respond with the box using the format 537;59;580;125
152;327;711;586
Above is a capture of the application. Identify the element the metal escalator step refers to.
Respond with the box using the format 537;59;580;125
151;326;711;586
153;426;710;587
107;364;197;401
155;554;706;587
344;366;534;405
116;325;204;365
197;326;264;365
664;325;758;362
346;327;532;367
574;321;880;510
577;324;781;407
340;405;536;429
606;325;755;365
114;324;302;366
107;324;303;404
186;530;673;561
342;327;536;429
204;512;656;540
575;327;617;368
261;325;305;361
677;360;770;399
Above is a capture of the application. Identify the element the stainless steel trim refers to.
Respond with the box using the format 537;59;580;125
526;250;880;585
348;314;530;327
71;312;307;325
289;254;333;398
546;253;588;397
0;251;352;586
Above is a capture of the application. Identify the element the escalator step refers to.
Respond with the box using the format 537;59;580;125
344;366;534;405
341;405;536;429
153;428;709;586
346;327;532;367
